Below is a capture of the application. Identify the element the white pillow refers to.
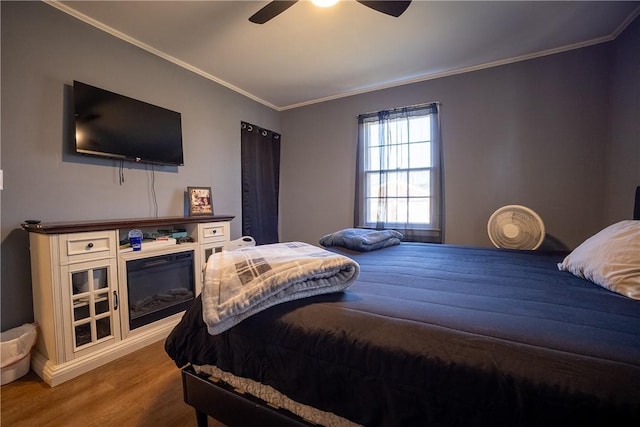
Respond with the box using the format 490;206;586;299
558;220;640;300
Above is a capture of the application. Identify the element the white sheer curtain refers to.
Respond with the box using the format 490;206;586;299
355;103;443;243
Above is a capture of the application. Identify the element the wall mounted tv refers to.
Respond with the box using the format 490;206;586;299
74;80;184;166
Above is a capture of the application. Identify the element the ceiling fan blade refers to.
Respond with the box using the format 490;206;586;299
356;1;411;18
249;1;298;24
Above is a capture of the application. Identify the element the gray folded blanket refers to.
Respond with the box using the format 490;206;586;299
319;228;403;252
202;242;359;335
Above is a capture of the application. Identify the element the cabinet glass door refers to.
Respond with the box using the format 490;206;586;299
203;245;223;264
70;266;114;349
201;246;223;287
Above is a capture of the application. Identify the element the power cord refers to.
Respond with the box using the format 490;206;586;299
150;163;158;218
119;160;125;185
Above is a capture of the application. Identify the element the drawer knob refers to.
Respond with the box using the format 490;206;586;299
87;242;94;249
212;230;217;234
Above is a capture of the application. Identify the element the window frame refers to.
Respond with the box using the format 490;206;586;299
355;103;443;243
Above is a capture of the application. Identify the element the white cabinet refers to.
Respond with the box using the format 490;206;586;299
57;231;120;361
29;231;118;370
61;259;121;360
24;216;233;386
198;221;230;285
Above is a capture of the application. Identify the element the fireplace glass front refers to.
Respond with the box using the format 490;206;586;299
126;250;195;330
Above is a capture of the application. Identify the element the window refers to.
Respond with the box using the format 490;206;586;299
355;103;443;243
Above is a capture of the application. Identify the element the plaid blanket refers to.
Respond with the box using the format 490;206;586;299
202;242;359;335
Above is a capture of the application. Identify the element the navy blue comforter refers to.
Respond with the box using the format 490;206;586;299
166;243;640;426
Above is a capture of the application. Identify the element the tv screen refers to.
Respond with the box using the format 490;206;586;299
73;81;184;166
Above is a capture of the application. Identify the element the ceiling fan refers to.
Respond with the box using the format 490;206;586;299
249;1;412;24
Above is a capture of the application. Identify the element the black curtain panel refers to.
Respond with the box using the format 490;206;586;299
241;122;281;245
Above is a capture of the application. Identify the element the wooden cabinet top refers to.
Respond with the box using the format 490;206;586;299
21;215;235;235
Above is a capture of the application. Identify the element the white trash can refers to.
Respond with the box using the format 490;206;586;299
1;323;37;385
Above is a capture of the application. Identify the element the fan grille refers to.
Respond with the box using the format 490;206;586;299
487;205;545;250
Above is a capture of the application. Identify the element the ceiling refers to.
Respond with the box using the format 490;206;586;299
51;1;639;111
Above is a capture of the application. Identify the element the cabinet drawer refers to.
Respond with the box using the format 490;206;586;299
59;231;117;264
199;223;228;244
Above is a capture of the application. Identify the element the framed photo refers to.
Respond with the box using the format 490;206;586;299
188;186;214;216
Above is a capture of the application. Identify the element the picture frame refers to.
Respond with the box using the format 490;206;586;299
187;186;214;216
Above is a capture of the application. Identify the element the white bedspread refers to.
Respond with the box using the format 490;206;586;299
202;242;359;335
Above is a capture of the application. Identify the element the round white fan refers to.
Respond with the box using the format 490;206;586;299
487;205;545;250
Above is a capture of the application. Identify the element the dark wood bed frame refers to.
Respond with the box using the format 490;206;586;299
182;366;318;427
180;186;640;427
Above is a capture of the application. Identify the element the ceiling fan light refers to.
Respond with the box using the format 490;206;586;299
311;0;339;8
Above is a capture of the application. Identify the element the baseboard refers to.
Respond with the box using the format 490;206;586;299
30;319;178;387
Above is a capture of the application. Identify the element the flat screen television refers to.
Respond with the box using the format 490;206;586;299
73;80;184;166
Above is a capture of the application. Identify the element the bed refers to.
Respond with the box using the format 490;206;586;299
166;196;640;426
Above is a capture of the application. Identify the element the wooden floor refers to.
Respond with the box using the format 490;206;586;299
0;340;226;427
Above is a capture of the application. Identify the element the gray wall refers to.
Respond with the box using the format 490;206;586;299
1;2;280;330
280;19;639;250
605;17;640;223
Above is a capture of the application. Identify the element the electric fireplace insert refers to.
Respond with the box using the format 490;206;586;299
126;250;195;330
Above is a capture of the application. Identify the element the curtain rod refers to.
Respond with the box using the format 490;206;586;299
358;101;441;117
